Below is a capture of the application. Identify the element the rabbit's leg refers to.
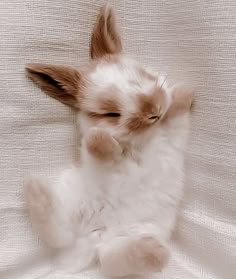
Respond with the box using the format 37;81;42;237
98;231;169;277
25;174;78;248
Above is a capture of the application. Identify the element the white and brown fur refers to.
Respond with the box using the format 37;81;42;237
25;4;193;277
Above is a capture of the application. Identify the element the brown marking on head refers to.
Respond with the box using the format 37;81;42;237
126;114;150;132
25;64;81;109
86;95;121;125
138;94;158;115
126;87;167;133
99;95;121;113
90;4;122;59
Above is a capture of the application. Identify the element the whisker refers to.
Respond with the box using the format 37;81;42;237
159;75;167;90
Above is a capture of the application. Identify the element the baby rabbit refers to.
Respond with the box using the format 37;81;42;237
25;4;193;277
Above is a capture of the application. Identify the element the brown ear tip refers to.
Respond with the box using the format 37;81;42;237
25;64;32;70
101;3;115;18
103;3;113;11
25;64;34;76
25;63;44;69
25;63;40;74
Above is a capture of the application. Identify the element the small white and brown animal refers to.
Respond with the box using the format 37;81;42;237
25;4;193;277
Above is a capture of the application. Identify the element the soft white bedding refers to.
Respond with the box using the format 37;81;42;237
0;1;235;278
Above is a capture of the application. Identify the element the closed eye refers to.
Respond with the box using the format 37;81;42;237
149;115;160;120
104;112;121;117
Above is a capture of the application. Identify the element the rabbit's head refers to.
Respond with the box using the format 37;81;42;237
26;4;172;143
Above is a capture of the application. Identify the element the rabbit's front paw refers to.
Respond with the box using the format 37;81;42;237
172;84;193;111
164;84;193;120
85;128;122;161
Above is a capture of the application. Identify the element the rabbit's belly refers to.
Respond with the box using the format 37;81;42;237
80;137;185;237
94;163;183;237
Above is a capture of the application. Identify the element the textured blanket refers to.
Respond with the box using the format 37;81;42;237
0;1;235;278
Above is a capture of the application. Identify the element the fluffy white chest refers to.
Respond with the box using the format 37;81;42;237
78;122;187;240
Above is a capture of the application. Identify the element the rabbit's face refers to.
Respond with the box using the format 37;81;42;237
79;56;170;139
25;4;171;142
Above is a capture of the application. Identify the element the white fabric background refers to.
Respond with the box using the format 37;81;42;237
0;1;235;278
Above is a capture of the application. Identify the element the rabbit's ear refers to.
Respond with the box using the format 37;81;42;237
90;4;122;59
25;63;81;109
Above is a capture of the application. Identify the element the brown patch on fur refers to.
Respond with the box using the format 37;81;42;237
99;235;169;277
26;64;81;109
163;85;193;121
86;93;121;125
90;4;122;59
126;114;151;132
99;96;120;113
86;129;121;160
138;94;157;115
126;88;167;132
137;236;170;271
